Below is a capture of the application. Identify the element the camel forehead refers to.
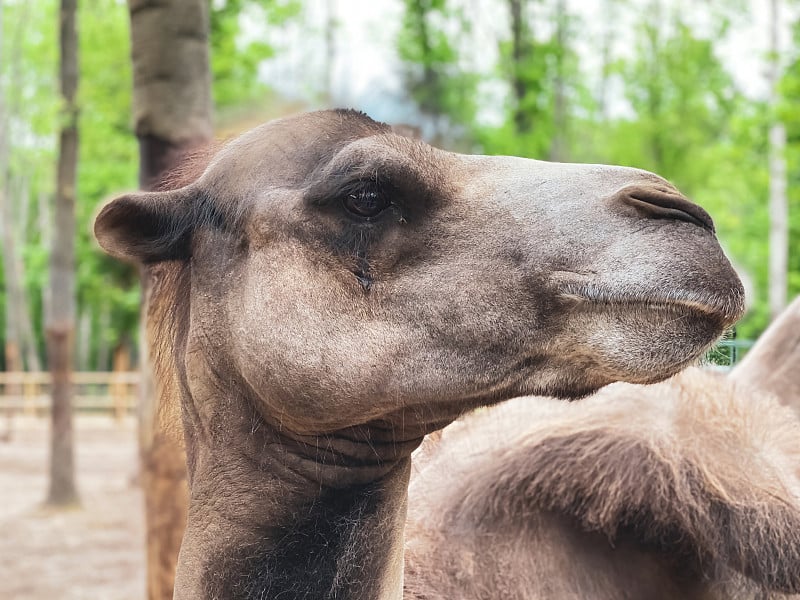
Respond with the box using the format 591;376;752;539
197;108;666;214
244;109;391;147
204;109;393;189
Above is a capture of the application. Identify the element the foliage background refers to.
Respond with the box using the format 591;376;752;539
0;0;797;371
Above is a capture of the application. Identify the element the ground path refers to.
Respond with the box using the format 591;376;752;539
0;416;145;599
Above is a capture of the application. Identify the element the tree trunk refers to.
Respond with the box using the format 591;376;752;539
129;0;213;186
324;0;337;103
768;0;788;320
1;1;51;376
597;0;615;121
46;0;79;507
2;178;41;374
13;176;42;372
408;0;439;118
549;0;567;162
127;1;213;598
644;1;664;168
0;0;17;385
508;0;532;134
1;192;23;377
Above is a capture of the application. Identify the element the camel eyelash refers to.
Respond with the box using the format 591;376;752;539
304;163;422;229
308;173;389;207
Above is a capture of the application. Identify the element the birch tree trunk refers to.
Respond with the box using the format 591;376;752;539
3;4;40;374
10;175;42;372
549;0;567;162
1;190;24;381
127;1;213;598
324;0;337;103
46;0;79;507
0;174;23;440
0;0;18;384
768;0;788;320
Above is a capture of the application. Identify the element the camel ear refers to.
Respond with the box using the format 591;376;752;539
730;295;800;412
94;188;195;264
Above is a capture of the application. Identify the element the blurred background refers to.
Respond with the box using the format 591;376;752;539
0;0;798;598
1;0;799;372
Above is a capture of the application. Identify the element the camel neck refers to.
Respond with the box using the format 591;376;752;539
173;412;414;600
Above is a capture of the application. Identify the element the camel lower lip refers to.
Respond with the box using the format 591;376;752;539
560;293;729;319
553;275;745;325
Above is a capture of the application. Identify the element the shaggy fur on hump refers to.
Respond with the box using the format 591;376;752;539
407;368;800;598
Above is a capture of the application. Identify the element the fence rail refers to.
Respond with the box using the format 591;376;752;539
705;339;754;368
0;371;140;419
0;342;754;418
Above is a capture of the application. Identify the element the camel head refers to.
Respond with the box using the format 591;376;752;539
95;109;744;436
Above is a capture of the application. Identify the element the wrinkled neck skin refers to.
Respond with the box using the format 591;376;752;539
172;376;428;600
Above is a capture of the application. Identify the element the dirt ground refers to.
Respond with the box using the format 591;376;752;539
0;415;145;600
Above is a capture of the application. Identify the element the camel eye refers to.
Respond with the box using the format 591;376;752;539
343;189;390;218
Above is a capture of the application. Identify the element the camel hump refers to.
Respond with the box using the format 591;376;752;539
730;294;800;414
424;369;800;593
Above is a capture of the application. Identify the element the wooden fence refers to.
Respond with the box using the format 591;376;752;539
0;341;754;420
0;371;140;420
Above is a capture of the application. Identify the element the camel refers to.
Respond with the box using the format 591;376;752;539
406;296;800;599
729;295;800;411
94;110;744;600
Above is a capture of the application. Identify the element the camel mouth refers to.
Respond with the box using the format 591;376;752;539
558;285;745;326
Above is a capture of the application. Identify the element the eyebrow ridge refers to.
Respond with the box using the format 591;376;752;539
305;159;411;207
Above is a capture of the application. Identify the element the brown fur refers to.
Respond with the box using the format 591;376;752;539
145;144;216;443
406;370;800;598
732;296;800;416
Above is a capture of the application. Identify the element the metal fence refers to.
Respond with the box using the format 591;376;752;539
0;371;140;420
704;339;755;370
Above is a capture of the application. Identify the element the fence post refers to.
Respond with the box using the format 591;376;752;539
24;375;37;416
112;346;131;422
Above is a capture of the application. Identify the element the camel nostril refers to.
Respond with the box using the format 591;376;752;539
618;185;715;233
